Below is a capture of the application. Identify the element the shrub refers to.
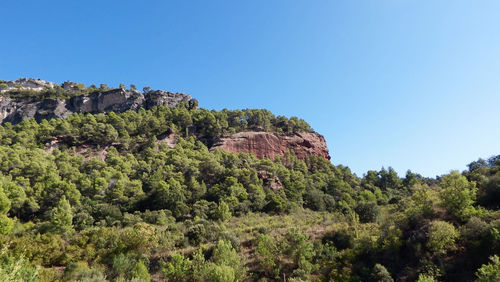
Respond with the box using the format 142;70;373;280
0;249;39;282
426;220;458;255
416;274;436;282
439;171;477;221
63;261;106;282
372;263;394;282
256;234;279;276
132;260;150;282
162;253;192;281
476;255;500;282
211;240;246;281
354;201;380;223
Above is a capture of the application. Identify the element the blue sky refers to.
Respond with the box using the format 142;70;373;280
1;1;499;177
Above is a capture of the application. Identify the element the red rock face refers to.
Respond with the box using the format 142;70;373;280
210;131;331;161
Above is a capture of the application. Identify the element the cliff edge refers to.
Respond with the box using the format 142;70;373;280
0;78;196;124
211;131;331;161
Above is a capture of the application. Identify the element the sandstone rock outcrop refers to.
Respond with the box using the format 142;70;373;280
0;82;195;124
210;131;331;161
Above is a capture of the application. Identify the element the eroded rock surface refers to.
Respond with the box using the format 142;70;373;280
210;131;331;161
0;87;195;124
0;78;57;93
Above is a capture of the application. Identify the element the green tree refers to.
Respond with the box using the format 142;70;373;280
0;186;11;214
283;229;316;278
476;255;500;282
50;196;73;234
355;201;380;223
163;253;192;281
426;220;458;254
211;239;246;281
416;274;437;282
256;234;279;276
215;201;231;222
0;249;39;282
204;264;235;282
372;263;394;282
0;186;13;235
0;215;14;235
132;261;150;282
440;171;477;221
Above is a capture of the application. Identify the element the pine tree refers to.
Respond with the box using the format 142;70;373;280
0;186;13;235
51;196;73;234
132;261;150;282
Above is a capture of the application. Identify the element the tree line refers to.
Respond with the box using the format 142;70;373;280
0;103;499;281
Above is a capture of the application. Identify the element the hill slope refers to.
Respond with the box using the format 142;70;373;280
0;79;499;282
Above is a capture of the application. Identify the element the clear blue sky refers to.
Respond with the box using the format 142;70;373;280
1;1;499;177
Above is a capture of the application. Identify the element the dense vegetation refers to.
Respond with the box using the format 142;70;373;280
0;81;102;100
0;102;499;281
0;81;151;100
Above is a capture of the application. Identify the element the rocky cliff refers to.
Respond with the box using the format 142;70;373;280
211;131;331;161
0;78;196;124
1;78;331;162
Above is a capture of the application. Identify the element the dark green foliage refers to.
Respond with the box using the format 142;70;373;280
0;96;498;281
0;83;103;100
355;201;380;223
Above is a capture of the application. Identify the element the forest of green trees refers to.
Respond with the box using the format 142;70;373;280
0;102;499;281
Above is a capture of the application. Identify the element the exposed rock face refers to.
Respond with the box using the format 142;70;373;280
210;131;331;161
0;78;57;93
156;132;178;149
0;87;195;124
258;170;283;190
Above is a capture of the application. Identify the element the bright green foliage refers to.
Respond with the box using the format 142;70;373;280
372;263;394;282
256;234;279;276
440;171;478;221
0;249;39;282
50;195;73;234
211;239;246;281
405;184;436;221
0;214;14;235
132;260;150;282
0;176;26;214
0;185;14;235
283;229;316;278
206;264;236;282
426;220;459;254
163;253;192;281
417;274;437;282
476;255;500;282
0;96;498;281
0;186;11;214
215;201;232;222
166;240;246;281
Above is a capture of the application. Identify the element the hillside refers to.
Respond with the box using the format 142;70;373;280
0;79;500;281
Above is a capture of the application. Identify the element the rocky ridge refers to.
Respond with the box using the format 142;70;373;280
1;78;331;162
0;78;195;124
